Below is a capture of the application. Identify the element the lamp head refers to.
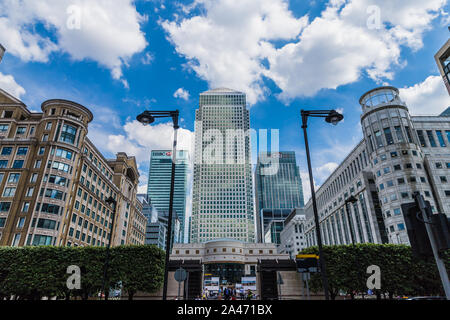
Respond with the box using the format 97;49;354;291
325;110;344;126
105;196;116;206
346;195;357;204
136;111;155;126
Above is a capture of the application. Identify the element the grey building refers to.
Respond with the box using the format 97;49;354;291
137;193;180;250
147;150;188;243
255;151;304;243
190;88;255;243
304;86;450;247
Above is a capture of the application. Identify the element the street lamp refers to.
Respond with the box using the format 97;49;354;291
102;195;117;301
344;195;357;244
137;109;179;300
300;109;344;301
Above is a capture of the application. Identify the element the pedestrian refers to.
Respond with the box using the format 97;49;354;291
246;289;253;300
239;287;245;300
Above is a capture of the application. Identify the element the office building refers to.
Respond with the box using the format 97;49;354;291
435;39;450;95
279;209;306;259
137;193;180;250
190;88;255;243
304;86;450;247
255;151;304;243
147;150;188;242
0;88;146;247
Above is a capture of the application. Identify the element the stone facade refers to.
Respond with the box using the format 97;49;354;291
0;88;146;247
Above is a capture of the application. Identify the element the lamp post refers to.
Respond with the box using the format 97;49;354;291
137;110;179;300
102;195;117;301
344;195;357;244
300;109;344;301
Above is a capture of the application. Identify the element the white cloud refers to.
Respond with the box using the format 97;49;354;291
161;0;308;104
0;0;147;85
399;75;450;115
141;52;154;65
162;0;447;104
0;72;26;99
173;87;190;100
315;162;339;182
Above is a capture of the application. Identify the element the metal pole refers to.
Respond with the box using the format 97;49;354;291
102;199;117;301
306;274;310;300
185;271;189;300
415;193;450;299
162;112;179;300
301;115;330;300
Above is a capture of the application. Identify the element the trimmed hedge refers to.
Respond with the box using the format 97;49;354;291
0;245;164;300
300;244;449;299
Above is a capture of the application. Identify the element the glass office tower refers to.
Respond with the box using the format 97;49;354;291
190;88;255;243
147;150;188;242
255;151;304;243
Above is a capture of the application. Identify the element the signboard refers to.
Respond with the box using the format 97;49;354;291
204;277;220;292
296;254;319;273
241;277;257;291
174;268;187;282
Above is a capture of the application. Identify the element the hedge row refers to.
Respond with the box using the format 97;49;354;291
0;245;165;300
300;244;449;299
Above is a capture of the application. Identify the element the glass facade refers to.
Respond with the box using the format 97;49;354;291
191;88;255;243
255;151;304;242
147;150;188;243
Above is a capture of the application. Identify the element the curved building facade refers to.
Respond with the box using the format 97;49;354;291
0;88;146;247
304;86;450;246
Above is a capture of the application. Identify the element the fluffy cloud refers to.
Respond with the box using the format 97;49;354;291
0;72;26;99
399;75;450;116
161;0;308;104
162;0;448;104
173;87;190;100
0;0;147;84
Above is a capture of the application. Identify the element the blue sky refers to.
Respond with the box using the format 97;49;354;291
0;0;449;203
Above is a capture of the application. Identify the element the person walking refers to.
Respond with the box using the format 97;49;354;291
246;289;253;300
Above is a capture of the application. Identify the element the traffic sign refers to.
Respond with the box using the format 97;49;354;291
296;255;319;273
174;268;187;282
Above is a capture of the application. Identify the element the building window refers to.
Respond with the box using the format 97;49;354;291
3;187;16;197
394;126;404;142
1;147;12;155
8;173;20;183
59;124;77;145
0;202;11;212
17;147;28;155
436;131;446;147
416;130;427;147
12;160;24;169
384;127;394;145
16;127;26;135
374;130;383;148
426;130;437;147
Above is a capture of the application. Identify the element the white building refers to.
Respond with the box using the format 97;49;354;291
190;88;255;243
304;86;450;247
279;209;307;259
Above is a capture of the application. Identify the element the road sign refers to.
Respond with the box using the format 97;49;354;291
174;268;187;282
296;255;319;273
296;254;319;259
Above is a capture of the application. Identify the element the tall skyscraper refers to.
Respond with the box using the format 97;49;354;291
255;151;304;243
147;150;188;242
190;88;255;243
